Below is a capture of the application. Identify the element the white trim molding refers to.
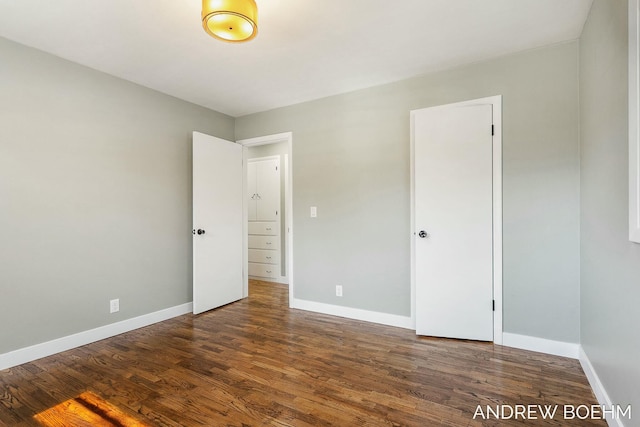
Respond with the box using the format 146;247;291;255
502;333;579;359
0;303;192;371
249;275;288;285
580;347;628;427
291;298;414;330
237;132;293;148
630;0;640;243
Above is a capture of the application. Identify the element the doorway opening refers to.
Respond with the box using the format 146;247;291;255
237;132;294;307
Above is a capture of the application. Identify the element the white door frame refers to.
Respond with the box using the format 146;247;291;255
410;96;503;344
237;132;294;306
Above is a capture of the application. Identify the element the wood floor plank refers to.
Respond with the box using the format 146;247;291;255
0;280;605;426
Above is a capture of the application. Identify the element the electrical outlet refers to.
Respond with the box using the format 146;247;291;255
336;285;343;297
110;299;120;313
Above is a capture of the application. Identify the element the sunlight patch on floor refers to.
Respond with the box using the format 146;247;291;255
34;391;151;427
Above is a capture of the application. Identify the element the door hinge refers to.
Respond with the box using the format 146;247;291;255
492;300;495;311
491;125;495;136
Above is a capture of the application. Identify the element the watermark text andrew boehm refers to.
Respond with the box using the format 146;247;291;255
473;404;631;421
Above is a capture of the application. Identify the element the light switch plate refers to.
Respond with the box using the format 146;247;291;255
310;206;317;218
110;299;120;313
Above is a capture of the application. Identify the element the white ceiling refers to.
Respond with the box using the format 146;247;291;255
0;0;593;117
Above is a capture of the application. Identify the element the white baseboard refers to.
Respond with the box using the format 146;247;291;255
249;275;288;285
291;298;413;330
0;302;193;371
579;346;627;427
502;332;580;359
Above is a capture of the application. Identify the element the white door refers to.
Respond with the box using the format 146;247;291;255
247;159;280;222
192;131;244;314
413;103;494;341
256;159;280;221
247;160;258;221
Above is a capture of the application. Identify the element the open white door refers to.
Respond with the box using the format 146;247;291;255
413;101;496;341
193;132;243;314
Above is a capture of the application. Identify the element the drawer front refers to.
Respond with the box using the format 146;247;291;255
248;235;280;250
248;249;280;265
249;262;278;278
248;221;278;236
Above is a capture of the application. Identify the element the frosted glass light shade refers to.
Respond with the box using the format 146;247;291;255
202;0;258;42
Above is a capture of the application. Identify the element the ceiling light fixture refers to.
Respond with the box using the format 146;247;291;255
202;0;258;43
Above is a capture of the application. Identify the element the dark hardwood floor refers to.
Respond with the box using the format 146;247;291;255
0;280;604;426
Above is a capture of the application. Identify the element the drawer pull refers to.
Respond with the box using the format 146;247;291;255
266;242;272;245
266;228;272;231
266;256;272;259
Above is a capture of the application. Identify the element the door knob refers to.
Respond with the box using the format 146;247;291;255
418;230;428;238
197;229;206;235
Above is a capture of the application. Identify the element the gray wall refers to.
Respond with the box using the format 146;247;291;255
580;0;640;414
0;37;234;354
0;33;584;355
236;42;581;343
248;142;288;276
